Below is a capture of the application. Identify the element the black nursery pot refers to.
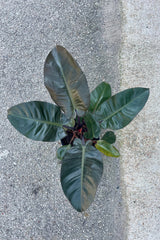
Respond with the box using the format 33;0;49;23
61;117;87;146
61;131;73;146
61;117;99;147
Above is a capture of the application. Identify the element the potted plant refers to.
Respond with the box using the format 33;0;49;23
7;46;149;212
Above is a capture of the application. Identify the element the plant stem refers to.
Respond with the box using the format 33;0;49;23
63;125;74;130
82;136;85;146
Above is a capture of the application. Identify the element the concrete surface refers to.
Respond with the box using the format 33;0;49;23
1;0;159;239
0;1;126;240
120;0;160;239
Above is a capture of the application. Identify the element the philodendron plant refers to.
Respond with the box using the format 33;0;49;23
7;45;149;212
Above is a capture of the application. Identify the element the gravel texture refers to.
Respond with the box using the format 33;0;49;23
0;1;126;240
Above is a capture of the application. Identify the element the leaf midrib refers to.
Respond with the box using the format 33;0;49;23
8;113;62;127
58;64;75;113
101;91;147;122
93;87;107;113
81;145;86;211
56;49;87;115
56;50;82;115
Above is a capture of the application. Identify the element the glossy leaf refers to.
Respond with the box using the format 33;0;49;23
61;139;103;212
96;88;149;130
7;101;67;142
89;82;111;113
102;131;116;144
57;144;71;160
95;140;120;157
44;45;90;119
84;112;100;139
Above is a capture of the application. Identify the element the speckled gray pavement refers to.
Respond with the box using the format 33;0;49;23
1;0;160;239
120;1;160;239
0;1;126;240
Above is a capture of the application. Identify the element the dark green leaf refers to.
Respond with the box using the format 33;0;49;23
95;140;120;157
102;131;116;144
44;45;90;119
96;88;149;130
7;101;67;142
57;144;71;160
61;139;103;212
84;112;100;139
89;82;111;113
67;118;75;127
